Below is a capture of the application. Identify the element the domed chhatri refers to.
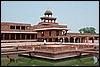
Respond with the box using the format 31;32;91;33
40;8;56;23
44;8;53;15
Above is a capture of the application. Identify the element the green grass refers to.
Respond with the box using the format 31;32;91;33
1;55;99;66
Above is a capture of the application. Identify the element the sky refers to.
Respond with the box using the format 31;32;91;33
1;1;99;33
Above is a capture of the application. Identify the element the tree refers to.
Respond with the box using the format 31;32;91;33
78;27;96;33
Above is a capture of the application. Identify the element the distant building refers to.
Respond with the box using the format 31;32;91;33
1;9;99;43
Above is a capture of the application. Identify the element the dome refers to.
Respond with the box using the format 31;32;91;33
44;8;53;15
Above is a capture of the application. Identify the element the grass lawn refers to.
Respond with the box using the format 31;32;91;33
1;55;99;66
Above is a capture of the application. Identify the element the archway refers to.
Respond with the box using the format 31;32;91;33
89;37;94;43
55;38;58;42
60;38;63;42
81;37;85;43
75;37;80;43
65;37;68;42
49;38;52;42
70;37;74;43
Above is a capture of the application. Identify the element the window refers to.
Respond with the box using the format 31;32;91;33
41;31;44;36
5;34;9;40
26;26;30;30
62;30;67;35
49;38;52;42
56;31;59;36
55;38;58;42
31;34;34;39
22;34;25;39
11;34;15;40
21;26;25;30
16;26;20;29
49;31;51;36
10;26;15;29
1;33;3;40
26;34;30;39
16;34;20;39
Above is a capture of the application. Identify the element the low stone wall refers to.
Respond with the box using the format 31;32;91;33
30;50;85;60
34;44;96;52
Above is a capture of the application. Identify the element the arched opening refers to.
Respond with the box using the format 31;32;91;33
1;33;3;40
49;38;52;42
55;38;58;42
11;34;15;40
44;38;47;42
75;37;80;43
5;33;9;40
89;37;94;43
38;38;41;42
16;34;20;40
41;38;44;42
81;37;85;43
60;38;63;42
65;37;68;42
94;37;99;43
70;37;74;43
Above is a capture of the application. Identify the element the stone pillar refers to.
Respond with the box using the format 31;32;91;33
74;37;76;43
63;37;64;42
15;34;16;40
29;34;31;39
47;38;49;42
58;36;60;42
25;34;26;39
86;37;89;43
34;34;36;39
52;38;55;42
68;38;70;43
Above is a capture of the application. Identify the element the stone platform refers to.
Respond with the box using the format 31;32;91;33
18;44;99;60
2;44;99;60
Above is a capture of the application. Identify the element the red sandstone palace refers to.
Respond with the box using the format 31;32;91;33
1;9;99;43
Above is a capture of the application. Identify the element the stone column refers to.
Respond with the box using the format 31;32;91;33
68;38;70;43
86;37;89;43
74;37;76;43
63;37;64;42
29;34;31;40
47;38;49;42
34;34;37;39
58;36;60;42
52;38;55;42
25;34;26;40
15;34;16;40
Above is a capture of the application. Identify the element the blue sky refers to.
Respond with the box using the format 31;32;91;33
1;1;99;33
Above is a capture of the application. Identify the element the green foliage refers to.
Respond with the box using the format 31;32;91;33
78;27;96;33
